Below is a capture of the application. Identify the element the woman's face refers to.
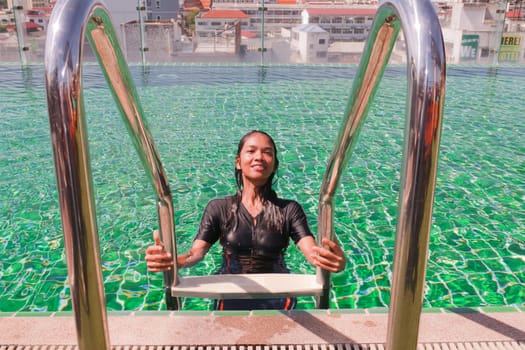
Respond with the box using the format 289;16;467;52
235;132;277;186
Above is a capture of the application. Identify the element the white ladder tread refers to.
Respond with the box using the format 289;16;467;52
170;273;323;299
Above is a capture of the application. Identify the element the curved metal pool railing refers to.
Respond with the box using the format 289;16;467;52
44;0;445;349
45;1;179;348
316;0;446;348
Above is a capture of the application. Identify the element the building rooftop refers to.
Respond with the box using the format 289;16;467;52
294;23;328;33
201;9;250;19
304;8;376;15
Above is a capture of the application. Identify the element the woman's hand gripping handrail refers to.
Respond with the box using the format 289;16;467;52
45;1;178;349
316;0;446;348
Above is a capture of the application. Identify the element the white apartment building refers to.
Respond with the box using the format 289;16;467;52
212;3;303;35
210;2;376;40
440;0;524;63
26;7;51;31
301;7;375;42
0;11;13;25
290;23;329;62
195;9;250;38
6;0;51;10
194;9;249;52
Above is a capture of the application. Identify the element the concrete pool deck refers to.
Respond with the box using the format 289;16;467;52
0;307;524;348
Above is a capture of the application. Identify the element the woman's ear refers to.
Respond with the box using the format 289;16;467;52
235;156;240;170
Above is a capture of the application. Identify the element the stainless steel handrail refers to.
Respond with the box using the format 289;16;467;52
316;0;445;348
44;0;179;348
45;0;444;347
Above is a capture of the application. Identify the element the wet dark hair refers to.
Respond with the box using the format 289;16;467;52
234;130;279;201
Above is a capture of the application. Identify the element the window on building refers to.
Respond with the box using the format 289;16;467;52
319;38;326;44
355;17;365;24
333;16;342;23
211;21;222;26
156;0;160;8
316;51;327;58
480;47;490;57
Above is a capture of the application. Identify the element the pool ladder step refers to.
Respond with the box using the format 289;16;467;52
170;273;323;299
2;342;524;350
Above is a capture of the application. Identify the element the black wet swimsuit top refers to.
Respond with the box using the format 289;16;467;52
195;194;314;274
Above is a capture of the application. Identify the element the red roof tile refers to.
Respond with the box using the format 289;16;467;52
6;22;43;30
26;22;43;28
241;31;257;38
201;9;249;19
506;10;522;19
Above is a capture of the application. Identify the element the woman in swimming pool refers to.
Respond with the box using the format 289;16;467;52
145;130;346;310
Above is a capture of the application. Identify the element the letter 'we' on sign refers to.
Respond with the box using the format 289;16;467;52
460;34;479;61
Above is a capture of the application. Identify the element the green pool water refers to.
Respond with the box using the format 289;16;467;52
0;64;523;312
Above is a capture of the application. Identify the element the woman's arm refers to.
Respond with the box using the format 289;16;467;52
296;236;346;273
177;239;211;268
145;230;211;272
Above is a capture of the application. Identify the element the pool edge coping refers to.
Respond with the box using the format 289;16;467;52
1;305;523;318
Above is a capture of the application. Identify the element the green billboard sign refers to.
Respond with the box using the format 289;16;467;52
460;34;479;61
